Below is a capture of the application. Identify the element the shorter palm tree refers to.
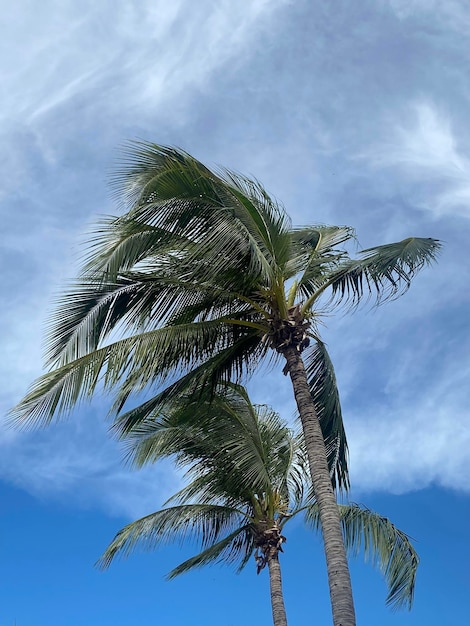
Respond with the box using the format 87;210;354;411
98;385;418;625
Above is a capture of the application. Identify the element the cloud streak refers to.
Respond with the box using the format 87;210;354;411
358;100;470;218
3;0;288;126
387;0;470;33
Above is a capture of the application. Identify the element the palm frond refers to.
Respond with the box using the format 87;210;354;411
44;270;247;368
303;339;349;491
81;215;188;278
97;503;245;570
167;526;254;579
11;321;250;428
109;142;293;285
325;237;441;309
289;225;354;297
45;275;171;367
112;331;267;434
221;170;292;268
306;503;419;610
291;225;355;253
124;384;295;501
282;430;309;508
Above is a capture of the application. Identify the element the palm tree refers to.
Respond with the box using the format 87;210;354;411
11;144;439;625
98;384;418;626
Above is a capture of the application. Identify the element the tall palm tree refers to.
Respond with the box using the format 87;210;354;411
98;384;418;626
11;144;439;625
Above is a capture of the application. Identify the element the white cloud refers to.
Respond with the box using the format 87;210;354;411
348;391;470;494
1;0;288;126
0;408;182;519
358;101;470;218
344;325;470;494
387;0;470;31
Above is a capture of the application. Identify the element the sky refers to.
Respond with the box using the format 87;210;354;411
1;1;469;624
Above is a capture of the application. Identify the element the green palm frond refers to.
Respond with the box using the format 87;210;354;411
221;170;292;268
168;403;274;499
45;272;243;368
112;328;267;428
283;434;309;508
45;275;168;367
303;339;349;491
323;237;441;310
110;143;292;284
340;504;418;610
81;215;189;278
291;225;355;252
97;503;245;570
286;226;354;298
254;405;306;506
123;384;300;503
306;503;419;610
12;321;250;427
167;526;254;579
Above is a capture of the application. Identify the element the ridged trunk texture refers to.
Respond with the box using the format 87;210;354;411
283;346;356;626
267;552;288;626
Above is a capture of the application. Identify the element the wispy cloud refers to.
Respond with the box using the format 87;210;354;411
348;371;470;494
0;407;181;518
2;0;288;126
358;101;470;218
387;0;470;32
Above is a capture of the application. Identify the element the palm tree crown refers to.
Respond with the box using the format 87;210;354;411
11;145;440;484
99;385;418;618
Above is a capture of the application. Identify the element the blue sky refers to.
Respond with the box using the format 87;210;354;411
1;1;469;624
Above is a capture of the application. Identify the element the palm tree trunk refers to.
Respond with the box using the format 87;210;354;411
267;551;288;626
283;346;356;626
